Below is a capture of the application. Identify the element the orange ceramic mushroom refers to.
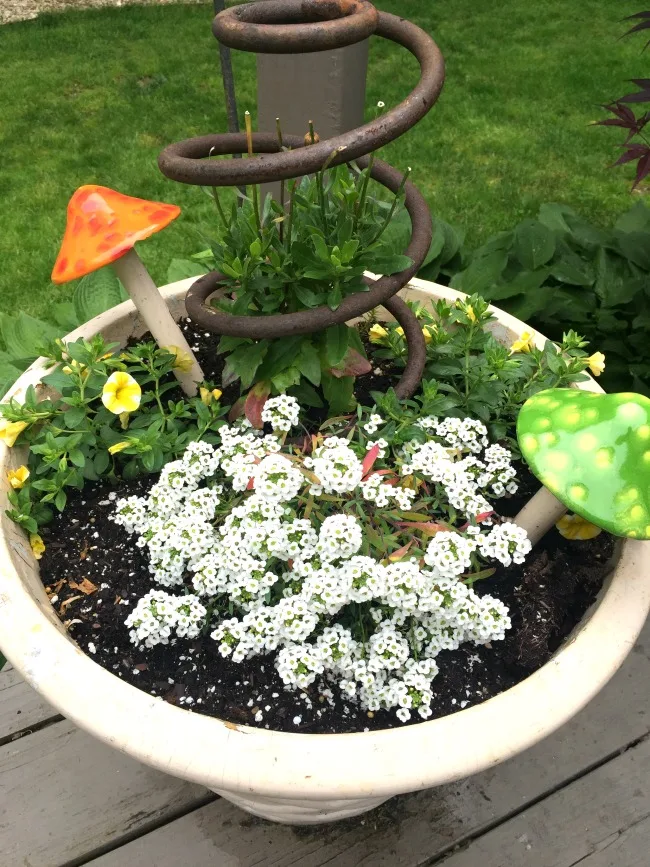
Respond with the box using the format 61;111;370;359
52;185;203;395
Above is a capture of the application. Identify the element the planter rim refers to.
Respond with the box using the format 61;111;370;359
0;277;648;801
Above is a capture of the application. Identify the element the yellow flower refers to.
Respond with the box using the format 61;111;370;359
0;420;29;448
510;330;536;354
101;372;142;415
556;513;602;541
587;351;605;377
7;466;30;489
200;387;223;406
466;304;477;323
422;326;434;345
369;324;389;344
62;359;88;378
163;345;194;373
29;533;45;560
396;326;405;337
108;441;131;455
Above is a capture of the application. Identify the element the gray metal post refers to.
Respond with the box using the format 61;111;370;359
257;40;370;203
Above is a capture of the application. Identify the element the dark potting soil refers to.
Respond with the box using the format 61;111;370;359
38;468;614;734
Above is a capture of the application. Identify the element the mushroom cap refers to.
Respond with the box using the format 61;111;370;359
517;388;650;539
51;185;180;284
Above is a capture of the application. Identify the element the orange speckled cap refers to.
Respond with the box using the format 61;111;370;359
51;185;180;284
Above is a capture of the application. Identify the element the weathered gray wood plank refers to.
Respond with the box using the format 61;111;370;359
578;815;650;867
0;665;59;743
438;735;650;867
0;719;210;867
87;624;650;867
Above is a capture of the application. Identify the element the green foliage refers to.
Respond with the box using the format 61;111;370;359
201;161;411;417
369;294;593;449
2;337;226;534
435;202;650;394
0;268;128;398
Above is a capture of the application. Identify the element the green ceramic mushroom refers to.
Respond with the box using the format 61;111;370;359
515;388;650;544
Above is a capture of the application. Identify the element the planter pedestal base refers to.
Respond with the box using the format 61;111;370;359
211;788;389;824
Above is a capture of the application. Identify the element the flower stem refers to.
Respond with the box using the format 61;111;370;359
369;167;411;246
245;111;262;235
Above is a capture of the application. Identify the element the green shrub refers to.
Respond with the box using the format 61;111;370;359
425;201;650;394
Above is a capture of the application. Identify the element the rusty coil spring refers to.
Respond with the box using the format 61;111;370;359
158;0;445;398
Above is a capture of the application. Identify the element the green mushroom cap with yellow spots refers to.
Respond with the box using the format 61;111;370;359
517;388;650;540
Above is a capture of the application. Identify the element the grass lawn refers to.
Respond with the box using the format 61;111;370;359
0;0;643;321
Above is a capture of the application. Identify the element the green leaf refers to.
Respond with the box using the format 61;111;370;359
614;201;650;234
514;220;556;270
487;268;551;301
288;380;324;408
166;259;208;283
69;449;85;468
63;407;86;428
322;372;355;415
0;362;21;398
455;250;508;295
439;220;464;265
73;267;127;323
538;203;576;235
55;490;67;512
615;231;650;271
324;324;349;367
296;341;321;386
549;258;594;287
227;341;268;389
255;336;304;382
94;451;110;474
51;301;81;332
371;254;413;276
271;367;301;391
0;311;62;364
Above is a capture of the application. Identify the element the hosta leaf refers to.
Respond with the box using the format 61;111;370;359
73;267;128;323
166;259;209;283
514;220;555;270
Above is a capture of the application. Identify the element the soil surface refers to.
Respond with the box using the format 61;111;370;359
39;469;614;734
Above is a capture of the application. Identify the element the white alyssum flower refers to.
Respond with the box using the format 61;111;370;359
261;395;301;432
113;408;527;724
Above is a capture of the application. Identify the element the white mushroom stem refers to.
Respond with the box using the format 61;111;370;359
111;248;204;396
513;486;568;546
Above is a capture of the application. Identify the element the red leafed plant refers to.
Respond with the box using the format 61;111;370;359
595;12;650;189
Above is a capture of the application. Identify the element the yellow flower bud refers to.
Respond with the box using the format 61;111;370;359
368;324;389;344
0;420;29;448
7;465;30;489
466;304;477;323
586;351;605;377
422;327;433;345
108;441;130;455
119;412;130;430
200;387;223;406
395;326;405;337
29;533;45;560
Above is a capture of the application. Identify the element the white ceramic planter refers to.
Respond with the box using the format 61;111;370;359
0;277;648;825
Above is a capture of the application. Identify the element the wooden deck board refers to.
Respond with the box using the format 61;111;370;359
0;719;211;867
0;665;59;744
438;735;650;867
86;623;650;867
578;815;650;867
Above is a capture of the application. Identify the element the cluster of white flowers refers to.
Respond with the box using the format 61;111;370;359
402;416;522;528
125;589;207;647
261;395;301;432
114;397;529;722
